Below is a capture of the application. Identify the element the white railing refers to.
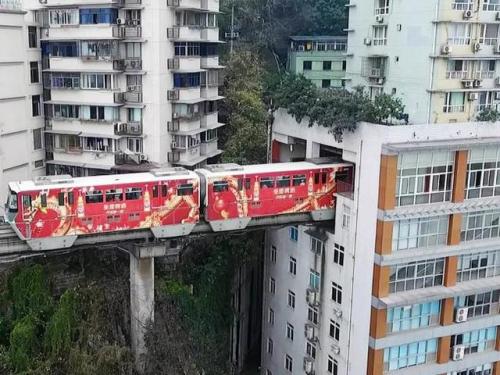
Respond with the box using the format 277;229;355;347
483;3;500;11
0;0;22;10
446;71;469;79
480;37;498;46
452;2;473;10
444;105;465;113
375;6;389;15
448;37;471;45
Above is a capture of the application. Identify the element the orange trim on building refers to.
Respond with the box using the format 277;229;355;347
372;264;391;298
440;298;455;326
367;347;384;375
378;155;398;210
444;256;458;287
493;361;500;375
375;220;393;255
452;150;468;203
447;214;462;246
370;307;387;339
437;336;451;364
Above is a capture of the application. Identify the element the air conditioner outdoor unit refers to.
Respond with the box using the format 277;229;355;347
334;308;343;318
452;345;465;361
441;44;452;55
39;0;47;4
332;345;340;355
305;324;316;341
468;92;479;101
473;79;482;88
463;9;473;19
462;79;473;88
303;358;314;375
375;15;384;23
472;41;481;52
139;154;148;161
117;18;126;25
364;37;372;46
455;307;469;323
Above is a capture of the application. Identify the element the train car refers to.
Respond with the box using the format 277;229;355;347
197;160;353;232
4;168;200;250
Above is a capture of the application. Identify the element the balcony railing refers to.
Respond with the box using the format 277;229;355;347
113;59;143;71
114;122;142;136
452;1;473;10
443;104;465;113
118;0;142;6
168;151;181;163
167;27;180;39
112;25;142;39
168;58;180;70
167;120;180;132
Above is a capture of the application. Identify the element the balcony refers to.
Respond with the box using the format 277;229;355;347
113;58;143;71
115;91;143;103
112;25;142;39
200;138;218;155
168;151;181;163
115;151;147;165
118;0;142;7
167;26;219;42
114;122;142;136
167;0;202;8
336;180;354;200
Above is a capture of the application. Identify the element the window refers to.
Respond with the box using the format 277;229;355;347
269;277;276;294
484;0;500;10
270;245;277;264
85;190;103;204
372;25;388;45
342;205;351;229
461;210;500;242
328;355;338;374
396;151;454;206
311;237;324;254
448;23;471;45
213;181;229;192
387;301;441;333
31;95;41;117
333;243;344;266
284;355;293;372
392;216;449;251
34;160;44;168
455;290;500;319
306;341;316;359
49;73;80;89
286;323;294;341
479;24;500;46
81;73;115;90
49;8;79;25
177;184;194;196
276;176;291;187
268;308;275;325
309;270;320;290
79;8;118;24
125;187;142;200
308;306;319;324
383;339;437;371
289;226;298;241
173;72;201;88
80;106;119;122
322;79;331;88
465;146;500;199
375;0;390;14
174;42;200;56
457;251;500;282
389;258;445;293
342;60;347;71
33;128;42;150
303;61;312;70
106;189;123;202
287;290;295;309
323;61;332;70
289;256;297;275
451;327;497;355
453;363;493;375
444;92;465;113
292;174;306;186
29;62;39;83
267;338;273;355
260;177;274;188
329;319;340;341
331;282;342;304
80;40;118;60
453;0;474;10
28;26;37;48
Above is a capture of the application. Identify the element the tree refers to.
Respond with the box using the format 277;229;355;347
477;107;500;122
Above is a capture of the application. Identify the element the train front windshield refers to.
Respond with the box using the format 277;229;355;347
5;189;17;222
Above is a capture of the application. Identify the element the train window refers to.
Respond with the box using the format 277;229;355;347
58;192;65;206
125;187;142;200
314;173;320;185
260;177;274;188
161;185;168;197
40;193;47;208
177;184;194;196
81;217;92;226
22;195;31;210
237;178;250;191
129;212;140;221
106;189;123;202
8;192;18;211
322;172;327;184
106;215;120;223
213;181;229;192
292;175;306;186
85;190;103;204
152;186;159;198
276;176;291;188
68;192;74;205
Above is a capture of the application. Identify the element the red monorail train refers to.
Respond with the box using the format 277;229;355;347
5;160;352;250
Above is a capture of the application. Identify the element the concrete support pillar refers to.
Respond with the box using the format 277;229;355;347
306;140;320;159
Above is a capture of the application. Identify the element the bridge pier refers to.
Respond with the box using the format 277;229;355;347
129;242;169;373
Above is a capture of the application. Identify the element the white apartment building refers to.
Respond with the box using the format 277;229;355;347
0;0;45;210
23;0;223;176
346;0;500;124
261;110;500;375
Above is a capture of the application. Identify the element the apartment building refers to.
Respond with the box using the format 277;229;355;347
0;0;45;210
24;0;223;176
287;36;348;89
346;0;500;124
261;109;500;375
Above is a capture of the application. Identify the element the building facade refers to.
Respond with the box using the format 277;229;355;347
287;36;347;89
0;0;45;210
261;110;500;375
346;0;500;124
23;0;223;176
